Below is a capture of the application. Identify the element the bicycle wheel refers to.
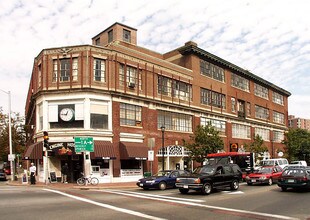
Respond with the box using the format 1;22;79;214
90;177;99;185
77;177;85;186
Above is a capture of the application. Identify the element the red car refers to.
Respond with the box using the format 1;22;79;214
4;167;11;175
245;166;282;185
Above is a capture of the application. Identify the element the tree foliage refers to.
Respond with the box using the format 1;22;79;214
0;107;26;163
244;134;268;155
183;124;224;165
282;128;310;162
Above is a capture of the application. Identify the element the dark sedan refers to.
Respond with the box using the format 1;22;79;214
278;167;310;191
137;170;190;190
0;169;7;181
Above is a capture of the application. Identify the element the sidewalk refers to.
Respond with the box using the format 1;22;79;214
6;180;137;190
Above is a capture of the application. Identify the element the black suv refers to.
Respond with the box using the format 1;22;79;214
175;164;242;195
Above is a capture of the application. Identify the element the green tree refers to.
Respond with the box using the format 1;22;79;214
183;124;224;165
244;134;268;155
0;108;26;163
282;128;310;162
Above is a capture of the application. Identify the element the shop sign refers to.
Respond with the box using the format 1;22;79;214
74;137;94;152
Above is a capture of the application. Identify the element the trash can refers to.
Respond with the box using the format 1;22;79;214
143;172;151;178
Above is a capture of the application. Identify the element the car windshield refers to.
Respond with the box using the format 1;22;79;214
254;167;272;174
154;171;171;177
262;161;275;166
282;169;306;177
193;166;216;175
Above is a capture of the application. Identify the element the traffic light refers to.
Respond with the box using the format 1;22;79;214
43;131;49;149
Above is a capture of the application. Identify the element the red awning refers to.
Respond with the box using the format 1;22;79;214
23;142;43;160
119;142;148;160
90;141;117;159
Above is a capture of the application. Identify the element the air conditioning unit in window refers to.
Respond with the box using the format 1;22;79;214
128;82;136;88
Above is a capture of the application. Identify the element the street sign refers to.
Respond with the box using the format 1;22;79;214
8;154;15;161
148;150;154;161
74;137;94;152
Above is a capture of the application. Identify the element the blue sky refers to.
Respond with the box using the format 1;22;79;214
0;0;309;118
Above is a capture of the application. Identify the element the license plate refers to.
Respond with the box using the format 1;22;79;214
251;179;256;182
287;179;295;183
139;183;143;186
183;185;189;189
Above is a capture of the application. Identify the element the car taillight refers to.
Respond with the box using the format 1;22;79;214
194;178;201;184
302;176;308;181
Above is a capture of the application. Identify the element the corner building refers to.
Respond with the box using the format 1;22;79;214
24;23;291;183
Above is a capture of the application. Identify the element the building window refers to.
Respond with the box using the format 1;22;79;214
255;105;269;120
158;76;172;96
201;88;226;109
255;127;270;141
108;30;113;43
254;83;268;99
50;104;84;129
120;103;142;126
232;123;251;139
38;103;43;131
95;38;100;45
273;111;284;124
200;117;226;133
231;73;249;92
119;64;142;89
231;98;236;112
93;59;106;82
272;92;284;105
172;81;192;101
246;102;251;117
38;64;42;87
90;102;108;129
200;60;225;82
53;58;78;82
158;76;192;101
158;110;192;132
123;29;131;43
273;131;284;142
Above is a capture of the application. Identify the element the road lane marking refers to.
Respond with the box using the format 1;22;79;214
103;190;298;220
98;190;205;203
43;188;166;220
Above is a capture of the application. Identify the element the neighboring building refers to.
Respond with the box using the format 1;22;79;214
288;115;310;131
23;22;291;183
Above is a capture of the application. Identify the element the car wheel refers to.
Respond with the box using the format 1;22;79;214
179;188;189;194
143;187;149;190
201;182;212;195
281;187;287;192
230;179;239;190
268;178;273;186
158;181;167;190
247;182;252;186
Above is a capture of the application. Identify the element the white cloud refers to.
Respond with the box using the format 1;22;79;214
0;0;310;119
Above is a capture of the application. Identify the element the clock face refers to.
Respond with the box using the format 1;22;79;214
59;108;75;122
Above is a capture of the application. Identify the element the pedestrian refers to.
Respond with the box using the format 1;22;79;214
61;163;69;183
29;162;36;185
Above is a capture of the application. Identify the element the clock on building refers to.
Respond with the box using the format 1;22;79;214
59;107;75;122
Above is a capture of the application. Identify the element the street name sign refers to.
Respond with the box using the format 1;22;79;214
74;137;94;152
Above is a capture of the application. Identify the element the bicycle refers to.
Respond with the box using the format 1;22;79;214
76;173;99;186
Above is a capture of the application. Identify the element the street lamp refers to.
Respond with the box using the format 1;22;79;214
161;126;165;171
0;89;14;181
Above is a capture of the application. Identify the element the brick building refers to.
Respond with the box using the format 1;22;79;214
23;22;290;183
288;115;310;131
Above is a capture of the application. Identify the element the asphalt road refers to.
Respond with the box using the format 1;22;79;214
0;181;309;220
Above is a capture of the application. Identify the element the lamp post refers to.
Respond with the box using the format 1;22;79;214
161;126;165;171
0;90;14;181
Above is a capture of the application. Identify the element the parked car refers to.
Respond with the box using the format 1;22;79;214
261;158;289;169
4;167;11;175
0;169;7;181
137;170;190;190
245;166;282;185
290;161;307;167
277;166;310;191
175;164;242;195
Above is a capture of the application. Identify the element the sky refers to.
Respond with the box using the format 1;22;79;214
0;0;309;119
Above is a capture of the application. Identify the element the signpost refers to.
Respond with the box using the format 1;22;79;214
74;137;94;152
